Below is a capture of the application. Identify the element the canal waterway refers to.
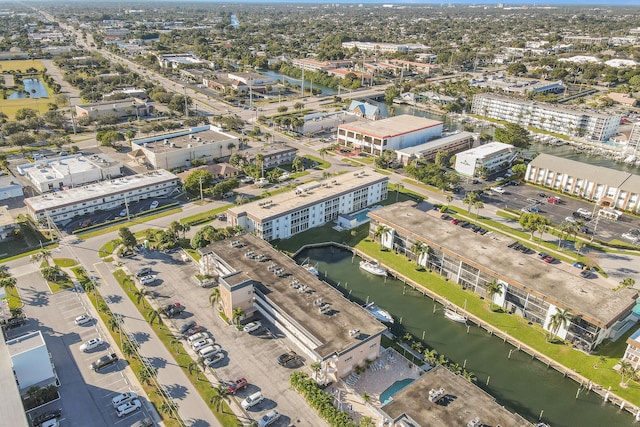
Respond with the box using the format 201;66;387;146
296;246;634;427
260;70;337;96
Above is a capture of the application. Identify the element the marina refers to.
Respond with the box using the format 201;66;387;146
363;302;394;324
296;244;636;427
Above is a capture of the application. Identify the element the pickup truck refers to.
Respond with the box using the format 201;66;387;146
91;353;119;371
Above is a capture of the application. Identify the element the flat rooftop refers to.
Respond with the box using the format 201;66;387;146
6;330;45;356
228;171;387;223
24;169;178;212
369;202;637;328
458;141;513;158
0;335;29;427
0;206;15;227
383;365;532;427
132;125;237;152
339;114;443;139
201;234;387;358
18;154;119;182
476;93;617;119
397;131;475;156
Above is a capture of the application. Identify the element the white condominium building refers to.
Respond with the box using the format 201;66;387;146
454;142;516;177
227;171;388;241
471;93;621;142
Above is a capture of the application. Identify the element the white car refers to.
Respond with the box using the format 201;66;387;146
119;209;127;217
116;398;141;417
204;353;225;367
139;275;157;285
243;321;262;333
74;314;92;325
191;338;215;351
198;344;222;358
186;332;209;344
258;410;280;427
150;200;159;209
491;186;505;194
80;337;104;352
112;391;138;408
564;216;577;224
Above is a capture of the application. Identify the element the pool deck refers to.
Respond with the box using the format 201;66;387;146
328;348;422;424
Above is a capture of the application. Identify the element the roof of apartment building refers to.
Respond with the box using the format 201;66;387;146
227;170;387;223
457;141;514;159
529;153;639;191
369;202;637;328
396;131;475;156
17;154;119;182
339;114;442;139
200;234;387;358
24;169;178;212
474;93;620;119
383;365;532;427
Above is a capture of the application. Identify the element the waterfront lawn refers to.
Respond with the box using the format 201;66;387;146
355;239;640;405
273;222;369;255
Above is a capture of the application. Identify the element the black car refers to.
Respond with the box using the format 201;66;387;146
277;351;299;367
136;267;152;277
91;353;119;371
32;409;62;426
440;214;452;220
2;317;26;329
538;193;547;198
179;320;197;334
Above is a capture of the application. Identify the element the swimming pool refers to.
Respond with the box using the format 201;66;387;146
379;378;414;405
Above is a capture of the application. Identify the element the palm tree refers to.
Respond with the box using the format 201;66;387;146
134;288;149;308
292;156;304;172
122;340;138;359
485;279;503;311
462;192;479;215
188;361;201;380
209;385;230;414
574;241;585;258
547;308;573;342
235;194;248;205
310;362;322;379
373;224;391;250
159;401;179;419
255;153;264;178
410;241;427;266
473;200;484;219
148;309;163;327
209;288;221;307
107;316;120;331
30;249;52;266
445;194;453;209
557;222;571;249
232;307;245;326
0;265;10;278
619;360;639;387
137;367;151;385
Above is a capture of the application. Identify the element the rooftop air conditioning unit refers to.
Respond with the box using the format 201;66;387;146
164;139;169;145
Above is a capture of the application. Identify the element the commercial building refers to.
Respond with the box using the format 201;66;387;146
6;331;58;396
198;234;387;382
396;131;476;166
454;141;517;177
525;153;640;212
0;206;17;241
382;365;532;427
368;202;638;352
243;143;297;170
471;93;621;142
24;169;180;224
130;125;239;171
17;154;123;193
227;171;388;241
0;174;23;200
470;77;565;95
341;41;427;53
337;115;443;156
157;53;209;69
75;98;154;120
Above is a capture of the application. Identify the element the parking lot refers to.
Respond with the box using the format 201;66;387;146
124;250;328;427
457;181;639;244
8;268;151;427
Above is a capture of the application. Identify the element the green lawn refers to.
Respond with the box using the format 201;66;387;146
98;240;119;258
48;279;75;293
79;208;183;240
6;286;22;310
53;258;78;268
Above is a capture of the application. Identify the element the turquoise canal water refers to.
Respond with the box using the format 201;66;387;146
380;378;415;405
296;246;635;427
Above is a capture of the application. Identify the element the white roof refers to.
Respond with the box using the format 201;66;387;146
457;142;514;159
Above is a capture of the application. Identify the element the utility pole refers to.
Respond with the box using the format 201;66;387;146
199;176;204;202
183;86;188;117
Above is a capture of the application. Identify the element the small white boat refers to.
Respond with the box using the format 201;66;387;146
364;302;394;324
303;263;319;276
444;308;467;324
359;260;387;276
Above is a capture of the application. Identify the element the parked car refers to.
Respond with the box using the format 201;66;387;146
3;317;26;329
538;193;547;198
136;267;152;277
74;314;93;325
243;321;262;333
451;218;461;225
32;409;62;427
191;338;215;351
228;377;248;394
150;200;159;209
112;391;138;408
80;337;104;352
183;325;205;337
130;417;154;427
139;275;157;285
278;351;300;367
116;399;142;417
199;344;222;358
580;270;593;279
258;410;281;427
119;209;128;217
542;255;555;263
547;197;560;204
186;332;210;344
564;216;577;223
166;303;186;318
91;353;119;371
204;353;225;368
529;206;541;213
491;186;505;194
179;319;196;334
573;262;586;269
241;391;264;409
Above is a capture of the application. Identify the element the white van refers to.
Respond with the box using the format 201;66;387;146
241;391;264;409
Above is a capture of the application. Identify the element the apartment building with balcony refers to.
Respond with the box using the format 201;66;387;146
454;141;516;177
471;93;621;142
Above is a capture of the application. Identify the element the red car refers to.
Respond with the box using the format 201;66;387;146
543;255;555;263
547;197;560;204
228;378;248;394
451;218;460;225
